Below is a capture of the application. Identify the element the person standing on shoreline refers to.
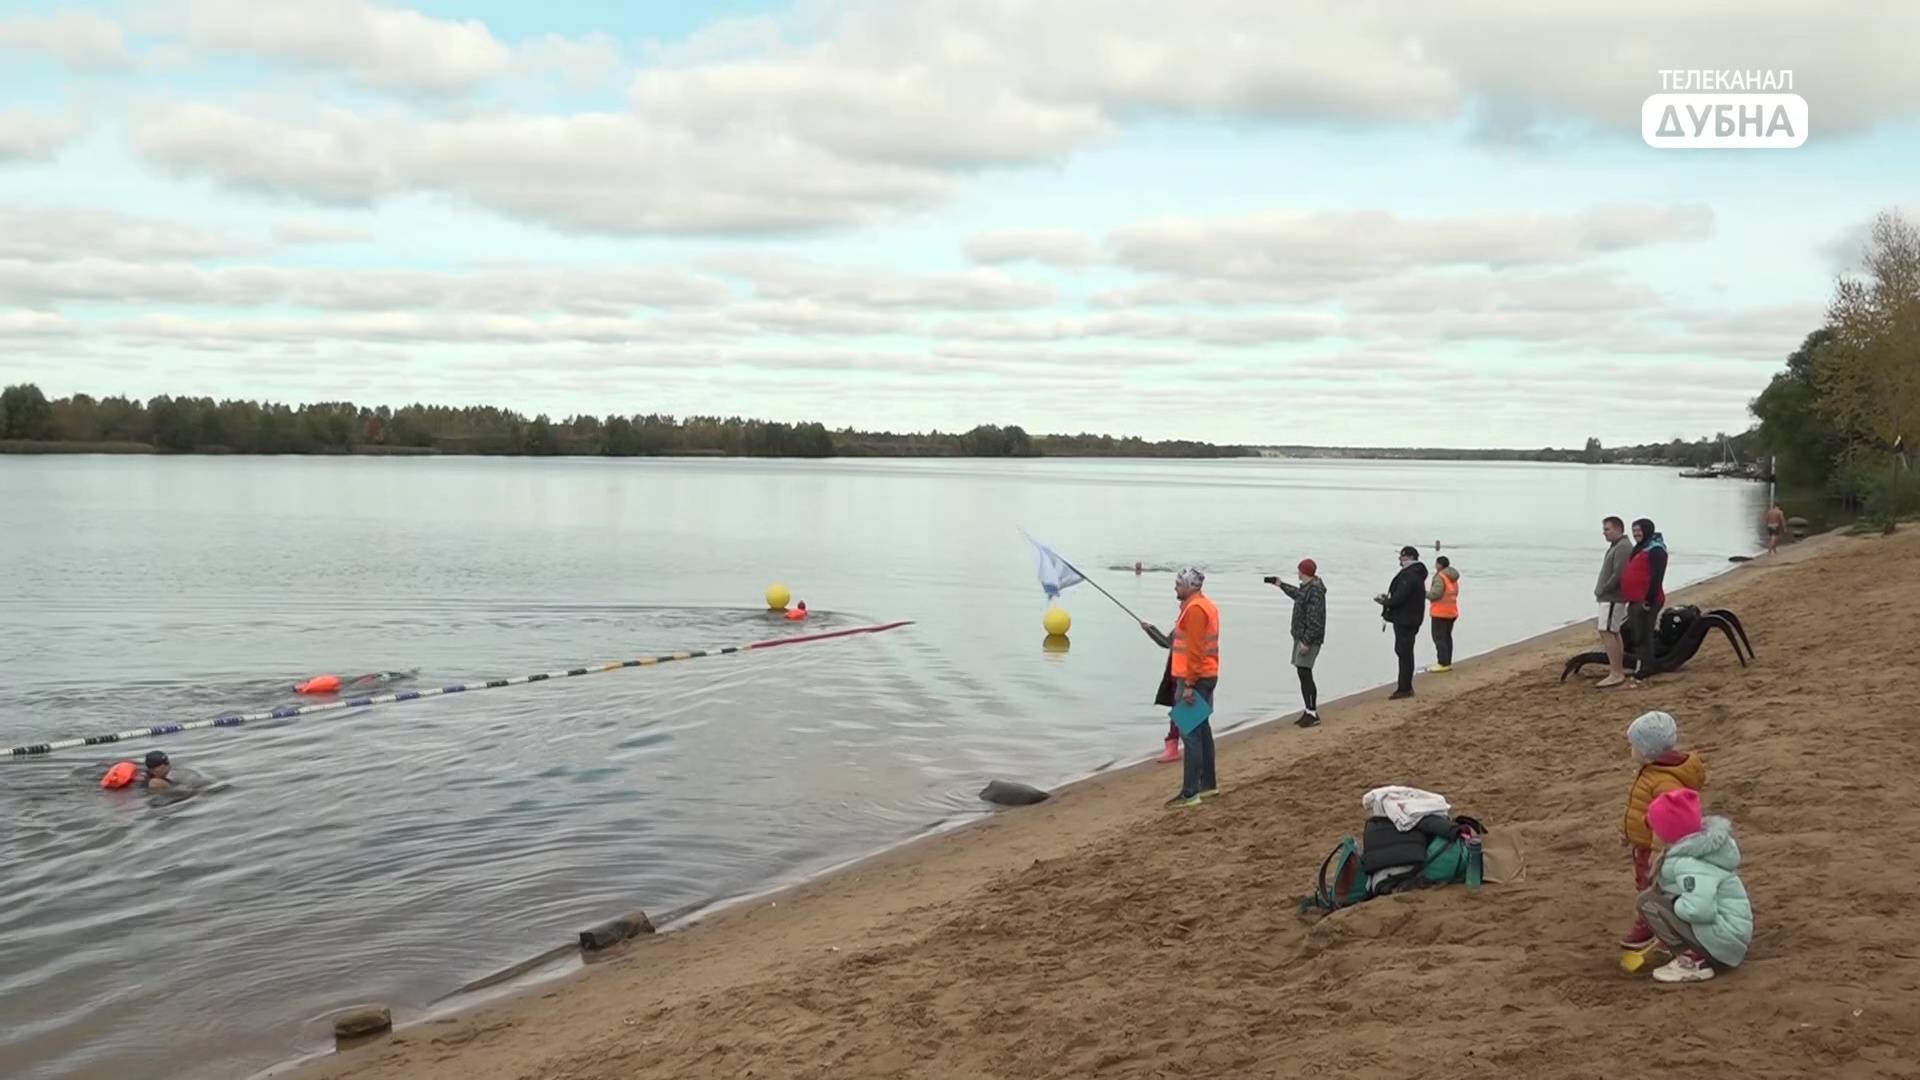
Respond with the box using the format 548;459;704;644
1426;556;1460;673
1271;559;1327;728
1594;516;1634;688
1375;546;1428;700
1621;518;1669;686
1765;503;1787;555
1140;567;1220;806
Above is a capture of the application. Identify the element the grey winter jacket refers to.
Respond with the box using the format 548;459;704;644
1278;577;1327;646
1595;537;1632;602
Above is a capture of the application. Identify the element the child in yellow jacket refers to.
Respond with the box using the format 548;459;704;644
1620;710;1707;950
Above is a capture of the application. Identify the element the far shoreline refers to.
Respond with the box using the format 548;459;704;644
1;439;1759;471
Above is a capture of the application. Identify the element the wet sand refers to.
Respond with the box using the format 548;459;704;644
288;527;1920;1080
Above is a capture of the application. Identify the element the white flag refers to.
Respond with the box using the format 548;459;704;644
1026;534;1086;599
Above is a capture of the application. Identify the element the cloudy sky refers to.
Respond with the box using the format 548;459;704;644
3;1;1917;446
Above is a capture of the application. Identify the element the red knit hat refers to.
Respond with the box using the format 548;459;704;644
1647;788;1703;845
1298;558;1317;577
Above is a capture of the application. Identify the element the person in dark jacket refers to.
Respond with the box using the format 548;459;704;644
1272;558;1327;727
1374;545;1428;699
1620;518;1669;686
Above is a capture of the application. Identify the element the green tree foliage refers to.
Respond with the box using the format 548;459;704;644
0;388;1253;459
0;383;53;439
1751;328;1842;487
1817;211;1920;467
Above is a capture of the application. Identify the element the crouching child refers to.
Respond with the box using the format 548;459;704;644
1636;789;1753;984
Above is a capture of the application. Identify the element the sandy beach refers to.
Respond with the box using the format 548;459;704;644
289;527;1920;1080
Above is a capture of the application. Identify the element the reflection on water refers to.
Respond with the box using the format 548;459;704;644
0;456;1766;1080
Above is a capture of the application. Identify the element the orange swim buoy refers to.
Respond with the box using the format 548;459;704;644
784;602;809;622
296;674;342;695
101;761;138;790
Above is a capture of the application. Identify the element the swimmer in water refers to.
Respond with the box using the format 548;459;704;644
296;670;416;695
144;750;174;791
1135;561;1144;574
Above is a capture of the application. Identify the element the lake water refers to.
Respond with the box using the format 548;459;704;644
0;456;1767;1080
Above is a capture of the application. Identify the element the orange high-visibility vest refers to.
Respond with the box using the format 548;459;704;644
1431;573;1460;619
1170;594;1221;681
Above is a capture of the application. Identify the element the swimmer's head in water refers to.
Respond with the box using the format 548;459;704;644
145;750;170;777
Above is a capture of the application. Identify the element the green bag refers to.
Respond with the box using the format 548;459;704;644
1297;836;1370;914
1420;831;1485;888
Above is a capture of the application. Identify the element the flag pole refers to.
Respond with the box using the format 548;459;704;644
1058;557;1147;624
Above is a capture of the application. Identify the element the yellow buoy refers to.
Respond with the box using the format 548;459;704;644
765;584;791;611
1042;606;1071;636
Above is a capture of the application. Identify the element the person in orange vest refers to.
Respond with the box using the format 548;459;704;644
1427;555;1460;672
1138;567;1220;807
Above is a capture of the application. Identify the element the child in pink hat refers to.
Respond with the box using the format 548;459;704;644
1635;789;1754;983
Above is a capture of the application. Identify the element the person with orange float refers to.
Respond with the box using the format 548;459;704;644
100;750;176;791
785;601;809;621
1138;567;1220;807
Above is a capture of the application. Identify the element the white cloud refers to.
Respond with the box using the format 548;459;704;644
179;0;512;93
0;258;729;313
1346;270;1666;314
643;0;1920;160
0;206;255;261
1109;205;1714;284
0;107;86;162
134;104;400;204
272;219;376;246
112;1;1916;240
932;311;1338;347
133;103;950;234
0;9;132;70
628;58;1104;169
724;259;1056;310
965;229;1098;266
0;310;72;338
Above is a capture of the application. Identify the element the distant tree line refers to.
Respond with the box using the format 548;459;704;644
0;389;1251;459
1258;433;1758;467
1748;210;1919;525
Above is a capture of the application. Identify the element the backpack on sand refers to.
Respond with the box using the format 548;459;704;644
1297;836;1370;914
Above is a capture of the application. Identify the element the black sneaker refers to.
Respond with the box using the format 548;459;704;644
1164;793;1203;808
1294;711;1320;728
1388;690;1414;700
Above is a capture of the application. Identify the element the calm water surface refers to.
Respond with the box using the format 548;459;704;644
0;456;1766;1079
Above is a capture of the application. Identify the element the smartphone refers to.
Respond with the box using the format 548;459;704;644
1262;575;1279;585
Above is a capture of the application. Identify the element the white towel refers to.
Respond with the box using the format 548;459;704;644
1362;785;1452;831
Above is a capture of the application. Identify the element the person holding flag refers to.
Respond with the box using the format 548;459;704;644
1025;534;1214;778
1139;567;1221;807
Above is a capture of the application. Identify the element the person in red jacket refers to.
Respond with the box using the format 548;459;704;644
1619;518;1668;685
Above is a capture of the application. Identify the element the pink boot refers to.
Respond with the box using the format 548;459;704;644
1157;737;1181;763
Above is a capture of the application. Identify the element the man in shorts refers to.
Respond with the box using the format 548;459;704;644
1594;516;1633;688
1765;503;1787;555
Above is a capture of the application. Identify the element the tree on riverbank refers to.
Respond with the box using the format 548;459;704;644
1751;209;1920;523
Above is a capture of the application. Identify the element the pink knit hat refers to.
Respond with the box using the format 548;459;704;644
1647;788;1703;845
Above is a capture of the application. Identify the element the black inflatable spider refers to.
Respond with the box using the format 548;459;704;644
1561;605;1754;681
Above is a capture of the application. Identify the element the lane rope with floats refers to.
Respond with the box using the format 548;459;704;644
7;621;913;758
